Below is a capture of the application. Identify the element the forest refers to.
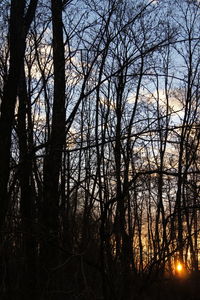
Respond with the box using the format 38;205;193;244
0;0;200;299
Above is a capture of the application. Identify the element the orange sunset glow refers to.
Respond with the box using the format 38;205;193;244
177;263;183;273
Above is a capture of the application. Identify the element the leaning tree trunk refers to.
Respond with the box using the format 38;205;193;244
0;0;38;231
0;0;38;291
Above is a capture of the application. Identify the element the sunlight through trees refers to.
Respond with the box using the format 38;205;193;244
0;0;200;299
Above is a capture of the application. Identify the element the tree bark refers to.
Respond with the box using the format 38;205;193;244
0;0;38;230
41;0;66;285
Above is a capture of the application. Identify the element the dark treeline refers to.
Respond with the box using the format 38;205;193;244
0;0;200;299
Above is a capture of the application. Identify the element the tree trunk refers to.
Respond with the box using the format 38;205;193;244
41;0;66;289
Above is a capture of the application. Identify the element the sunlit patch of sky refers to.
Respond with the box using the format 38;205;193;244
127;88;185;124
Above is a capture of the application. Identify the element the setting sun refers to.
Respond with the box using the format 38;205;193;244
176;263;183;272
